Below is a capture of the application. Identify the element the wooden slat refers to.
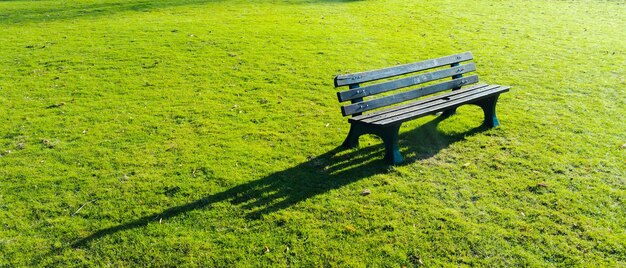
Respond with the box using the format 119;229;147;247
352;84;492;123
354;84;498;123
334;52;473;87
372;86;509;125
340;75;479;116
366;85;510;125
337;63;476;102
348;83;363;116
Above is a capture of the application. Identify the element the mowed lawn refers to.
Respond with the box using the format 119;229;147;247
1;0;624;266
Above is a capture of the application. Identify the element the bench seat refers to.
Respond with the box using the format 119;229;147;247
350;84;510;126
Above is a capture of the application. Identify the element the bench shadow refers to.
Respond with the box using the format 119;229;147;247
69;114;488;249
400;114;489;161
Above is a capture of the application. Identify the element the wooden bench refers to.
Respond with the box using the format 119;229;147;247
334;52;510;164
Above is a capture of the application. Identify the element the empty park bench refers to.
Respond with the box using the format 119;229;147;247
334;52;510;164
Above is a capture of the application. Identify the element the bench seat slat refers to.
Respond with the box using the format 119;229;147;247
341;75;479;116
355;84;499;124
334;52;473;87
352;83;492;123
352;85;510;125
337;63;476;102
372;86;509;125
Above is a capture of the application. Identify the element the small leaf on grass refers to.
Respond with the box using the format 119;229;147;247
361;189;371;196
620;143;626;149
528;183;548;194
46;102;65;109
343;225;357;233
42;139;54;148
263;246;270;253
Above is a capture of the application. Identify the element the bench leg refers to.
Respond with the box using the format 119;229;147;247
378;124;404;165
342;123;404;164
342;123;365;148
475;95;501;128
440;107;457;118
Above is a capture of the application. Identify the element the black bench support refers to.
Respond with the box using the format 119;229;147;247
441;61;463;118
342;122;404;164
473;95;501;128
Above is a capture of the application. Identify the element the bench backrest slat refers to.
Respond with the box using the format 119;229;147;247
334;51;473;87
340;75;479;116
337;63;476;102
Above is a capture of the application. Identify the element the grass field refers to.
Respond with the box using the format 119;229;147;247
1;0;625;266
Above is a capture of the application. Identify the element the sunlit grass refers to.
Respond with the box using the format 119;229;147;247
1;0;624;266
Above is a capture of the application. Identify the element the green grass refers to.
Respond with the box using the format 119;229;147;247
1;0;625;266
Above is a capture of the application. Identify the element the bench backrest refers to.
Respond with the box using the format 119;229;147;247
335;52;479;116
